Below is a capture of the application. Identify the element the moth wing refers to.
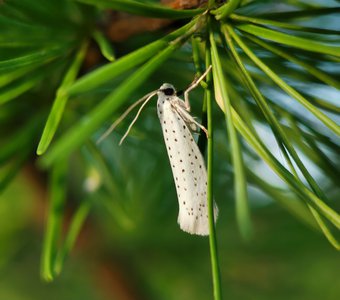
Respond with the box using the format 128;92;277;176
158;98;218;235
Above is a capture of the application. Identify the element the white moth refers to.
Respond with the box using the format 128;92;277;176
98;66;218;235
156;84;218;235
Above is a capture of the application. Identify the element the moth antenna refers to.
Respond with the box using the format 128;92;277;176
97;91;157;144
119;91;157;145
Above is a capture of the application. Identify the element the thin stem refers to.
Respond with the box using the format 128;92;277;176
211;27;251;240
191;36;208;154
92;30;115;61
242;33;340;90
206;30;222;300
54;199;92;274
40;159;68;281
223;26;299;179
230;14;340;35
37;41;88;155
212;0;241;20
235;23;340;57
227;26;340;136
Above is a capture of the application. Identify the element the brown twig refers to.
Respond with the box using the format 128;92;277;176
105;0;206;42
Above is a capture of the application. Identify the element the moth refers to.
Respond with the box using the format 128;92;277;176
98;66;218;235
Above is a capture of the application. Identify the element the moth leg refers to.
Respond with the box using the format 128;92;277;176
172;104;209;138
193;121;208;137
184;65;212;112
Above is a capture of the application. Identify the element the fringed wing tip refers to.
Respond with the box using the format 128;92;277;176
179;222;210;236
178;204;218;236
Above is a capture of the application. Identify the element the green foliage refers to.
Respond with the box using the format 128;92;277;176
76;0;205;18
0;0;339;299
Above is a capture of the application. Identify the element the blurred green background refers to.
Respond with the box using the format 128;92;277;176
1;118;339;299
1;164;339;300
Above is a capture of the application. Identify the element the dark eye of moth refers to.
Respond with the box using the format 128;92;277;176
163;88;175;96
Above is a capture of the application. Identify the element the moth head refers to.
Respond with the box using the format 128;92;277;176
158;83;176;97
